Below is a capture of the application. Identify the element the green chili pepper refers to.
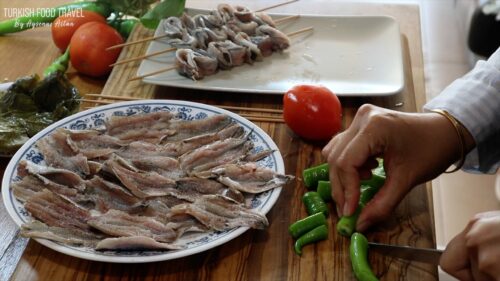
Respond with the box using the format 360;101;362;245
303;163;329;189
43;47;70;77
107;18;139;39
294;224;328;256
337;184;380;237
360;159;386;189
288;212;326;239
350;232;379;281
302;191;329;217
0;2;112;35
317;180;332;201
336;160;385;237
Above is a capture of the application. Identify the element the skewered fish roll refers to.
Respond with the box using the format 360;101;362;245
167;29;198;49
233;5;253;22
162;17;185;38
250;35;274;57
256;25;290;51
175;49;218;80
253;12;276;27
180;13;196;30
226;18;259;35
207;40;247;69
217;3;236;22
233;32;263;62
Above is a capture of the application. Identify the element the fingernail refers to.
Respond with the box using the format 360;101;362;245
342;203;350;216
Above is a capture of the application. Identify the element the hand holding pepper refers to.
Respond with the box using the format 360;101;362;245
321;104;475;232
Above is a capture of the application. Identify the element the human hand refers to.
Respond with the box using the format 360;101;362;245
321;104;464;231
440;211;500;281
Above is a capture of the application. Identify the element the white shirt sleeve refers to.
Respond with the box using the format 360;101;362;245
423;47;500;174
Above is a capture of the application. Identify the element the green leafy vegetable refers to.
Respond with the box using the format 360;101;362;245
107;17;139;39
98;0;157;18
140;0;186;29
97;0;186;30
0;73;80;155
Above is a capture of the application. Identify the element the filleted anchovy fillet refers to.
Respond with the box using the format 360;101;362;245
17;160;85;191
96;236;184;251
12;175;77;202
36;129;90;176
24;189;91;231
179;137;253;174
21;220;103;247
164;114;233;142
87;209;178;243
105;111;176;143
82;176;143;213
103;155;177;198
161;123;244;157
63;128;126;159
170;195;268;230
209;162;294;193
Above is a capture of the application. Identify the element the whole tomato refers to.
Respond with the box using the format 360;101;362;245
51;10;106;51
70;22;124;77
283;85;342;141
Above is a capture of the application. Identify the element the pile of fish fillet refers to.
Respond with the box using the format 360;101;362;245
11;111;293;251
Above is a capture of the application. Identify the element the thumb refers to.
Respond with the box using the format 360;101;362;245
440;229;474;281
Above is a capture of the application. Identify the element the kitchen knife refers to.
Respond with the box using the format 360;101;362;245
368;242;443;265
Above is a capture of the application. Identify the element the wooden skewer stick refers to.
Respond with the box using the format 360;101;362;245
82;97;284;114
106;34;169;51
240;114;285;123
286;26;313;37
110;47;176;66
80;102;283;122
83;94;284;113
84;94;143;101
217;105;283;114
82;105;284;123
255;0;299;12
128;66;177;81
80;99;114;104
274;14;300;25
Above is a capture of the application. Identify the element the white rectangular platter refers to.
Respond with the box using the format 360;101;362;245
137;10;404;96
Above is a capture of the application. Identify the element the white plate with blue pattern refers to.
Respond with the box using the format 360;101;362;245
1;100;285;263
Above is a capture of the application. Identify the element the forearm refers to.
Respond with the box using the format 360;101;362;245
424;47;500;173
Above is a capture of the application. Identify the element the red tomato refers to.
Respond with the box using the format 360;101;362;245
51;10;106;51
70;22;124;77
283;85;342;141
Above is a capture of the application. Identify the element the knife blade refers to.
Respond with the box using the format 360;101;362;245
368;242;443;265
